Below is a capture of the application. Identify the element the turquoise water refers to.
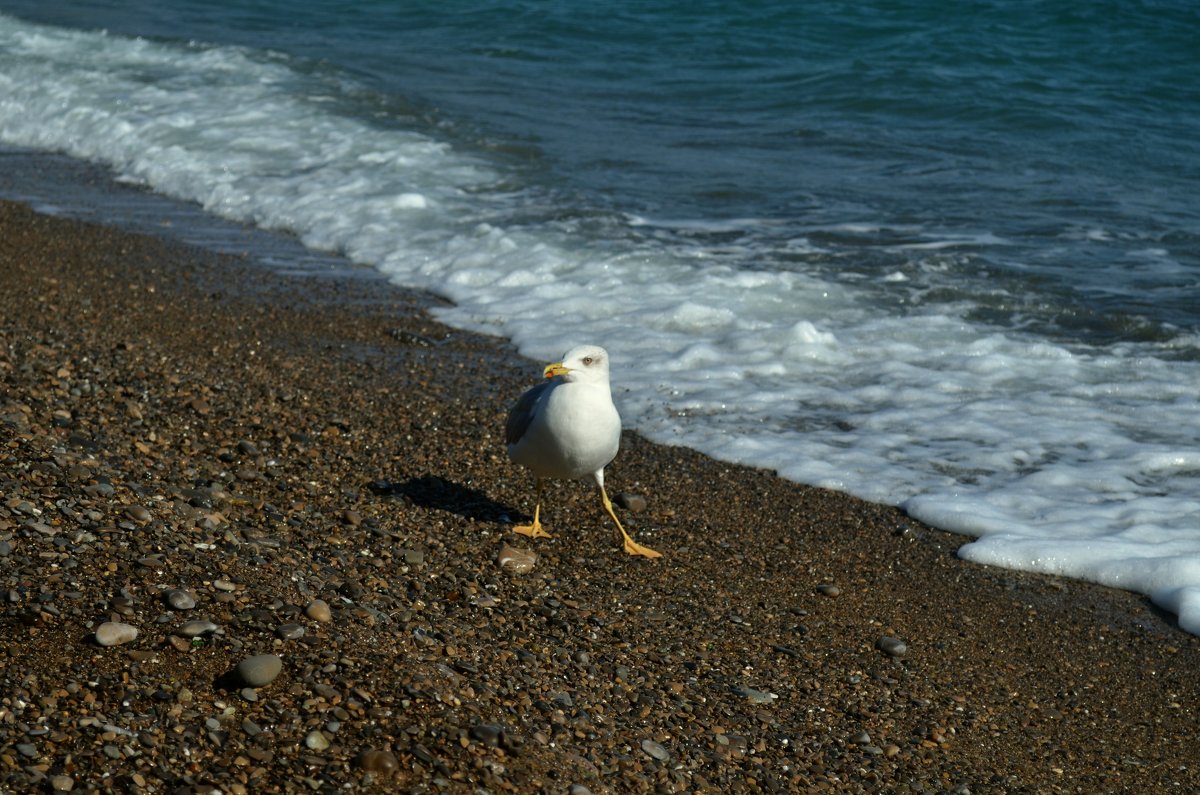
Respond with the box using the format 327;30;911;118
6;0;1198;335
3;1;1200;632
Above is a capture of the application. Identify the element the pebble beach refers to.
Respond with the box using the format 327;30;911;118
1;198;1197;793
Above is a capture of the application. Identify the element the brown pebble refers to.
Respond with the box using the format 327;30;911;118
356;749;399;775
615;492;648;512
497;544;537;575
124;505;151;523
305;599;333;623
167;636;192;652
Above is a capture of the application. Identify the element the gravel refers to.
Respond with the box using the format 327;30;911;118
1;197;1198;793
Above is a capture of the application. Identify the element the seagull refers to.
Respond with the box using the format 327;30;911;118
506;344;662;558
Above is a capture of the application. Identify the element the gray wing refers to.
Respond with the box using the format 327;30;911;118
506;381;553;446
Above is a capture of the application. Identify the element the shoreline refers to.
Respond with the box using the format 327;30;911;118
1;197;1197;793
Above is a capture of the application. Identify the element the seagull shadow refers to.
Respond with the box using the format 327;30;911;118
372;475;512;523
212;669;243;693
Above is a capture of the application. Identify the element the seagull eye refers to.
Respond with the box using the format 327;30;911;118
583;357;593;365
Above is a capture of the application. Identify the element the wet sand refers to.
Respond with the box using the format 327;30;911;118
1;198;1196;793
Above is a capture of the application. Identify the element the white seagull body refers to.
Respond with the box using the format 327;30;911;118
506;344;661;558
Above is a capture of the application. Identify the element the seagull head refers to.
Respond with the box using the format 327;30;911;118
543;344;611;385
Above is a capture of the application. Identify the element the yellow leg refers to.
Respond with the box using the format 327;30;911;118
601;486;662;559
513;480;552;539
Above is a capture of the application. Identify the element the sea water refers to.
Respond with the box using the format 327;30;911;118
1;2;1198;631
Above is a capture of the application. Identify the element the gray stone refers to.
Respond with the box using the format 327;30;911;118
95;621;138;647
733;685;778;704
237;653;283;687
275;623;305;640
178;619;219;637
164;589;196;610
640;739;670;761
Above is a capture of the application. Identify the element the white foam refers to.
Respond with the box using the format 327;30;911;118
886;232;1009;250
4;14;1200;635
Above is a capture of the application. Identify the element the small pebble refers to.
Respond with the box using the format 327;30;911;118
469;723;503;747
275;623;305;640
305;730;330;750
124;505;151;523
237;653;283;687
816;583;841;597
615;492;647;512
876;635;908;658
305;599;332;623
356;749;399;775
568;786;595;795
178;620;219;638
213;578;237;592
51;775;74;791
403;548;426;566
640;739;670;761
95;621;138;647
164;589;196;610
497;544;537;575
733;685;778;704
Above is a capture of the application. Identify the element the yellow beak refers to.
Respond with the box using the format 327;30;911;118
543;361;570;379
